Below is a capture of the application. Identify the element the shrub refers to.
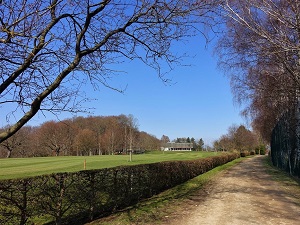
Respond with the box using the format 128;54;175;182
240;151;250;157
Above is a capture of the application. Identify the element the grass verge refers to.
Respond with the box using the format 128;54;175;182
87;157;246;225
263;156;300;202
263;156;300;183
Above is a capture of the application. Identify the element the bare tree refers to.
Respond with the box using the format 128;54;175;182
126;114;138;161
0;0;217;143
74;128;97;156
0;125;32;157
126;114;138;150
217;0;300;140
160;135;170;144
215;134;233;151
37;121;75;156
138;131;160;150
216;124;258;152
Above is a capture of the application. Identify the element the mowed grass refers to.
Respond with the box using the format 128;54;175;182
0;151;219;180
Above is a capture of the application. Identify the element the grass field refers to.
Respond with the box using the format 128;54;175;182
0;151;219;180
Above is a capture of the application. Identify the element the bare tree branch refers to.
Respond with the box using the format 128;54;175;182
0;0;217;143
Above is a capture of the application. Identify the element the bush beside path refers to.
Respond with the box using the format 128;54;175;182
162;155;300;225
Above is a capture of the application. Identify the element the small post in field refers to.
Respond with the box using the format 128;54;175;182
84;159;86;170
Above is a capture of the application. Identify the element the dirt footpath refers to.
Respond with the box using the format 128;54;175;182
162;156;300;225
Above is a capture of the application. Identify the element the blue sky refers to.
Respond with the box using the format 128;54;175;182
3;33;245;146
98;35;245;145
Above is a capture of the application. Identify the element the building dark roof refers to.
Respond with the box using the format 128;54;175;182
163;142;193;149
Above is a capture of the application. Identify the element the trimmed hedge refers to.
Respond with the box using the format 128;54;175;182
240;151;250;157
0;153;239;225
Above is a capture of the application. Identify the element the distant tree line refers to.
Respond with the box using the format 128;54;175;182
162;125;265;153
0;115;160;158
213;124;265;153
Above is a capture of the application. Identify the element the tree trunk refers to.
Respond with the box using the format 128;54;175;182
6;150;12;158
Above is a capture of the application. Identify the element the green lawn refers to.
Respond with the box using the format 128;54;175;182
0;151;219;180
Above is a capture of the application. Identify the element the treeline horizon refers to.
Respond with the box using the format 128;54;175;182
0;114;162;158
0;114;266;158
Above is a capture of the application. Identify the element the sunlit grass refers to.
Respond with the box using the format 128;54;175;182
0;151;219;180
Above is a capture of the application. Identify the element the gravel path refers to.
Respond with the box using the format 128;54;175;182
162;156;300;225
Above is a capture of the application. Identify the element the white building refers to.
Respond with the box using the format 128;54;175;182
161;142;193;151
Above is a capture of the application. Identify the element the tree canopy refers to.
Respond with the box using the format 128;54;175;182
214;124;259;152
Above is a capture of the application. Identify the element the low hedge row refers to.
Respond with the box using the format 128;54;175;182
240;151;251;157
0;153;239;225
